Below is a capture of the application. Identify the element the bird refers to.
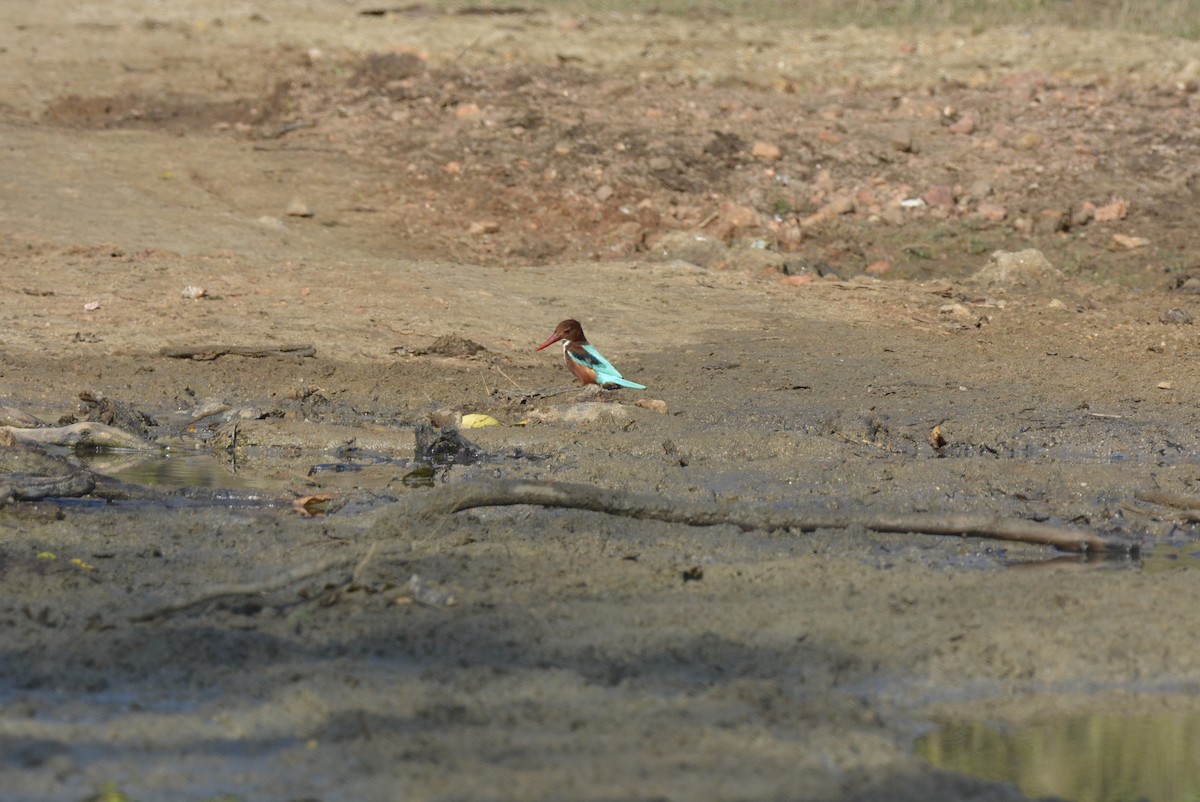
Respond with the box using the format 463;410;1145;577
535;319;646;390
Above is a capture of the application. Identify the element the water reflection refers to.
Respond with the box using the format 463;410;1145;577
917;712;1200;802
83;451;282;491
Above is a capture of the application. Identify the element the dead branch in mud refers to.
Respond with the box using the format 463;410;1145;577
133;478;1136;622
1134;490;1200;521
384;479;1137;555
1;422;157;450
159;344;316;360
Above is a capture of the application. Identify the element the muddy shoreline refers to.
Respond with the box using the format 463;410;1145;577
5;2;1200;800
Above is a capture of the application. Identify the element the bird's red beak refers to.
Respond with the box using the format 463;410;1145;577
535;332;562;351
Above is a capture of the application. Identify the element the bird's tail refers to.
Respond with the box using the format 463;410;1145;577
601;375;647;390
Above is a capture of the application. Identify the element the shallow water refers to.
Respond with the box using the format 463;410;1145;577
917;710;1200;802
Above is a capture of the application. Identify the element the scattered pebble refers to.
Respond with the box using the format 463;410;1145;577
801;194;855;227
948;114;976;135
1159;308;1192;325
181;285;207;300
888;125;916;153
1015;131;1044;150
939;302;971;318
1157;381;1174;390
1094;199;1128;222
972;249;1060;289
83;300;101;311
974;202;1007;222
1111;233;1150;249
721;202;758;228
750;141;782;161
653;231;728;268
286;198;313;217
595;184;615;202
454;102;483;119
468;220;500;235
1173;277;1200;295
922;185;955;210
1070;201;1096;227
634;399;668;413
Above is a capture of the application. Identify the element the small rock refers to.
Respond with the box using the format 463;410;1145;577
286;198;313;218
635;399;668;414
653;231;728;269
1159;308;1193;325
1015;131;1044;150
1173;277;1200;295
721;202;758;228
939;303;971;318
1157;381;1174;390
888;126;916;153
181;285;207;300
1036;208;1068;233
1070;201;1096;227
647;155;672;171
1111;233;1150;249
948;114;976;135
468;220;500;235
256;215;287;230
595;184;615;202
727;246;785;273
800;194;855;228
974;202;1007;222
922;185;955;210
1094;199;1128;222
965;179;992;200
1047;298;1068;310
972;249;1060;289
751;141;782;161
454;102;484;119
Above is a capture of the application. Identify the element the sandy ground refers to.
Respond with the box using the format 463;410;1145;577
4;2;1200;800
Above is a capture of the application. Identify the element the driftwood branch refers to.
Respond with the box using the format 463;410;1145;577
135;478;1137;622
159;344;316;360
375;478;1137;555
1;422;156;450
1134;490;1200;521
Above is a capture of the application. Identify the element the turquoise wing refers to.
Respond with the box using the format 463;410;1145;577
570;344;646;389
